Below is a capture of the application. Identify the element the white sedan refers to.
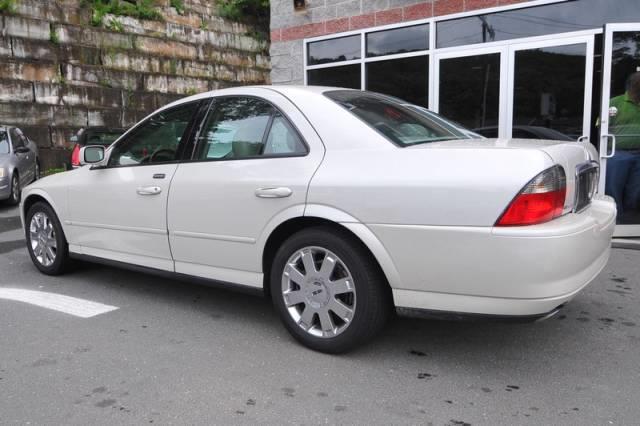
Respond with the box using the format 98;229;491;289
20;86;616;353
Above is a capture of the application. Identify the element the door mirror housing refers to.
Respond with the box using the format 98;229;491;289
14;146;30;154
80;145;105;166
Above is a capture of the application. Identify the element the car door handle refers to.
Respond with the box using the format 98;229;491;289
255;187;292;198
136;186;162;196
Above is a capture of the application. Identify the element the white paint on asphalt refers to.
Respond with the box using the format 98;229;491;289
0;288;118;318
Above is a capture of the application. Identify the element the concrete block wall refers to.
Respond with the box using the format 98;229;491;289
0;0;270;170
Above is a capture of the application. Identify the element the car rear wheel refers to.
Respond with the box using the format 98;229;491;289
270;227;390;353
7;173;20;205
26;202;70;275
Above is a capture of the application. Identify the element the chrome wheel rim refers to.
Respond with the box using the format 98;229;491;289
29;212;57;267
281;246;356;338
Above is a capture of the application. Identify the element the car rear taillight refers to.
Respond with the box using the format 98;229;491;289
71;144;80;167
496;165;566;227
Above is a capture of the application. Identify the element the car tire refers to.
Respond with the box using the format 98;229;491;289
32;160;40;182
270;226;391;353
25;201;71;275
7;173;20;205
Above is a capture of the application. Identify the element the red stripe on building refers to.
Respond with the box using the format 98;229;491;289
276;0;529;42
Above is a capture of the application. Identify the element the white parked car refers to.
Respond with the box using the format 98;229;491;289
20;86;616;353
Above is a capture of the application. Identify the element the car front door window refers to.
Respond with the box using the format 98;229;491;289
9;128;25;151
109;102;199;167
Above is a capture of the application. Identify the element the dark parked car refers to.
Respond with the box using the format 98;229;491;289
69;127;126;169
0;125;39;205
474;125;574;141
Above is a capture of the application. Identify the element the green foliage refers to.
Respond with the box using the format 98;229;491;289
245;29;266;42
0;0;16;14
170;0;184;15
44;167;66;176
87;0;163;27
218;0;269;22
108;18;124;32
49;28;60;45
199;18;208;31
184;88;198;96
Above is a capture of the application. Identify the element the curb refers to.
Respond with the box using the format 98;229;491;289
612;239;640;251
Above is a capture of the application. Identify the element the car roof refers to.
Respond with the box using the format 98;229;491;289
158;85;355;112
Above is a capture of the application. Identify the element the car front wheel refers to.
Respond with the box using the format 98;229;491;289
26;202;70;275
270;227;390;353
7;173;20;205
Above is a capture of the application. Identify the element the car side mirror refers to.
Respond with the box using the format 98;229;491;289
80;145;105;166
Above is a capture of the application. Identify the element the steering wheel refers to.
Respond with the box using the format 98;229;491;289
140;148;176;164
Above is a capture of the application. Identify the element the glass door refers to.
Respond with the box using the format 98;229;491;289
434;46;508;137
508;35;594;142
600;24;640;237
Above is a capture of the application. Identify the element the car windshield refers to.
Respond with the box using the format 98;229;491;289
84;130;123;146
325;90;475;147
0;129;8;155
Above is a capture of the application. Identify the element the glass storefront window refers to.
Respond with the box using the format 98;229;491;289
437;0;640;48
307;64;361;89
513;43;587;141
366;56;429;107
308;35;361;65
438;53;501;131
603;31;640;226
366;24;429;57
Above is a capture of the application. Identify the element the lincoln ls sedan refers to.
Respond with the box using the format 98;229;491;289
20;86;616;353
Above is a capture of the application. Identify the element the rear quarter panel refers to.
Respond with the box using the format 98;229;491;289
307;147;554;226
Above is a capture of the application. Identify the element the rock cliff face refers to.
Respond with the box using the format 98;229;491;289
0;0;270;169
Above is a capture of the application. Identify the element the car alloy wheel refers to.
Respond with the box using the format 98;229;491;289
29;211;57;267
10;174;20;204
281;246;356;338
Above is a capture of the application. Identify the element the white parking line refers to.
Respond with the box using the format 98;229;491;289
0;288;119;318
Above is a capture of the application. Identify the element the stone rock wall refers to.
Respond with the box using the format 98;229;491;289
0;0;270;170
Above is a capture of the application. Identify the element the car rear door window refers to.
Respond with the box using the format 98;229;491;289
0;129;8;154
108;102;199;167
195;97;306;160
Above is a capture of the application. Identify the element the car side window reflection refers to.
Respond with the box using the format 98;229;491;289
9;128;25;150
108;102;198;167
196;97;307;160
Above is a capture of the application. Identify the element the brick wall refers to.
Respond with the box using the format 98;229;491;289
0;0;270;170
269;0;529;85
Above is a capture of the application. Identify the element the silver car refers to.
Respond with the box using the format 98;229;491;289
0;126;40;205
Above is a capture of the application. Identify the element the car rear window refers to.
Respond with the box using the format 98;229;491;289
325;90;474;146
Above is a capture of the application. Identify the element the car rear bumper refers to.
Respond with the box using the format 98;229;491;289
370;196;616;317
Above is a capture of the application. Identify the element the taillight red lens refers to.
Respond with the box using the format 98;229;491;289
71;144;80;166
496;166;567;226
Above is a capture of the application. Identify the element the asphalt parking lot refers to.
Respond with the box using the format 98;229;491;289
1;204;639;425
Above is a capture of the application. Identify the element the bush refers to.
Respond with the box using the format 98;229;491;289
87;0;163;27
0;0;16;14
170;0;184;15
218;0;269;22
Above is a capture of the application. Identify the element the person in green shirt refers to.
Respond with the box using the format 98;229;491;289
605;72;640;222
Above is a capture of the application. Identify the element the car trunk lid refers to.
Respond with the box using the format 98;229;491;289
408;138;600;213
